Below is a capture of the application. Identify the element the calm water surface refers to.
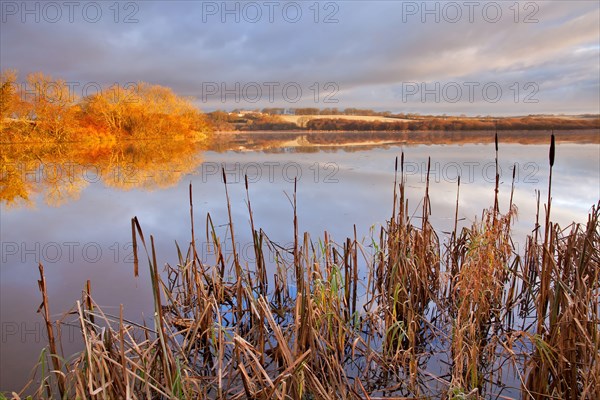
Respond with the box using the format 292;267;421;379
1;131;599;391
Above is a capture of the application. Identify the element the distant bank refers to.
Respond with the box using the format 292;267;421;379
207;112;599;133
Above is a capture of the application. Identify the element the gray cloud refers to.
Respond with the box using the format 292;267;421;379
1;0;598;115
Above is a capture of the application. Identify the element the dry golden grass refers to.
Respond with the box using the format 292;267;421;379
10;136;599;400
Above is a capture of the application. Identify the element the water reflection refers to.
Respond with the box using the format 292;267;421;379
1;139;206;207
212;129;599;152
2;130;598;209
0;130;599;392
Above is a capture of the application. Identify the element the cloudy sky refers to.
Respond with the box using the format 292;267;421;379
1;0;599;115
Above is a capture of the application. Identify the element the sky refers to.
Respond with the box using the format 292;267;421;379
1;0;599;115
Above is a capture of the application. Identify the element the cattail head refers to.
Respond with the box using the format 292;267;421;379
401;152;404;174
549;132;555;167
495;131;498;152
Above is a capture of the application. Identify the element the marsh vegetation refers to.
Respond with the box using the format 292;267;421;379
10;135;599;400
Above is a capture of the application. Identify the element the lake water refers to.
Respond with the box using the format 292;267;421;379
1;130;599;392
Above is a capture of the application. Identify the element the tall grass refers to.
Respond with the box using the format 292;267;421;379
11;136;599;399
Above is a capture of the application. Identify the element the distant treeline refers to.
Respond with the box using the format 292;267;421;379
229;107;599;120
306;117;600;131
260;107;404;116
207;109;600;132
301;130;600;145
234;107;475;118
1;69;211;143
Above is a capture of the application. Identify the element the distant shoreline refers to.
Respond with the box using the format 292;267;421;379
211;129;600;148
3;129;598;146
208;113;599;133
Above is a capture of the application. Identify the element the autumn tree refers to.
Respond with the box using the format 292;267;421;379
24;72;79;141
0;69;32;139
83;82;210;138
80;83;136;134
1;69;19;121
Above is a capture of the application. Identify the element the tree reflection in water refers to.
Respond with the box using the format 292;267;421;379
1;139;206;208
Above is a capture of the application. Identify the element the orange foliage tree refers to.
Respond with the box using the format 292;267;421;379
1;69;212;142
1;69;19;121
81;82;210;139
22;72;80;141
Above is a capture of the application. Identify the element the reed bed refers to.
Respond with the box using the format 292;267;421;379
10;135;600;400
